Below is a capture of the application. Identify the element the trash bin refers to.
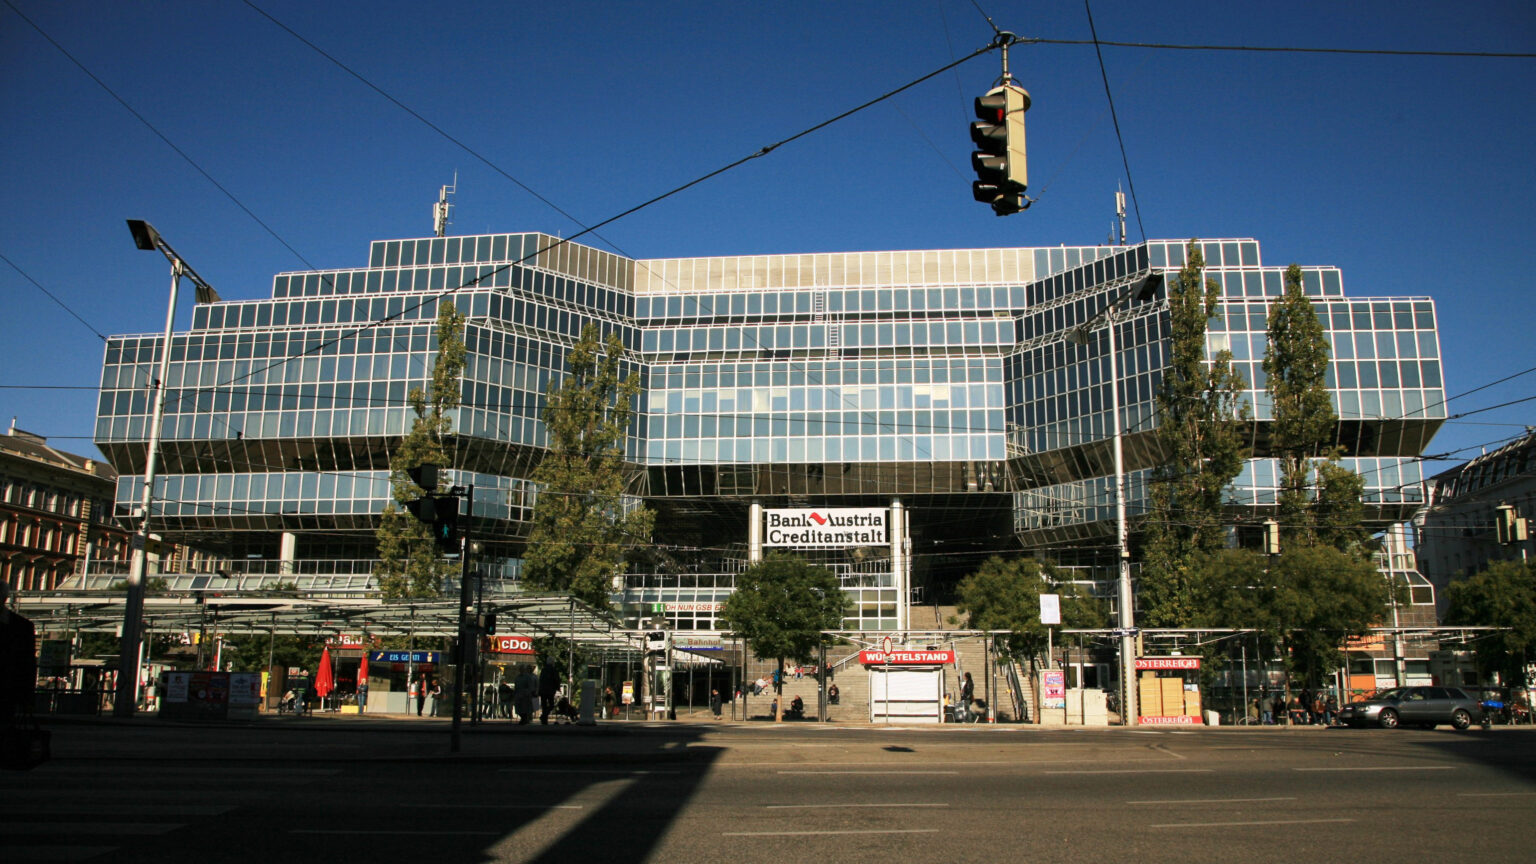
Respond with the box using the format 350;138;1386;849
1205;709;1220;726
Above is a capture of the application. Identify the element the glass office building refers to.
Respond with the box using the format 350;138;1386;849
94;232;1443;630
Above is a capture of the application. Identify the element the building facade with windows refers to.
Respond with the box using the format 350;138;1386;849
91;232;1445;631
2;423;131;592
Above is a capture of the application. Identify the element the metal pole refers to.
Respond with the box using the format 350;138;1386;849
818;641;827;723
1106;313;1139;727
113;261;181;717
451;484;473;752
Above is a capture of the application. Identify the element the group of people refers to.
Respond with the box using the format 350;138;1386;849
408;674;444;717
1252;688;1338;725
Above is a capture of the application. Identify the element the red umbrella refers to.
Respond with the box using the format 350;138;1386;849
358;651;369;689
315;646;335;707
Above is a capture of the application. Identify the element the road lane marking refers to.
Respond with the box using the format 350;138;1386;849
778;770;958;775
293;830;504;836
1044;769;1213;775
725;829;941;837
415;804;584;809
1129;797;1295;805
499;768;679;775
1457;792;1536;797
1293;766;1455;772
4;846;118;861
766;803;950;809
1151;818;1354;829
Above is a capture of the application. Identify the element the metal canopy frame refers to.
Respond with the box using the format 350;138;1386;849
18;591;640;654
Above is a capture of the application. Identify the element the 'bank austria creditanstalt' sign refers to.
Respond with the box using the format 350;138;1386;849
763;508;888;548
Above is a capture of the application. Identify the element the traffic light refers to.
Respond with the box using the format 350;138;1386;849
404;492;460;552
970;83;1030;216
406;463;440;493
1262;519;1281;556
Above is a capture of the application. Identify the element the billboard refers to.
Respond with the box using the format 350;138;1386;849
763;508;888;548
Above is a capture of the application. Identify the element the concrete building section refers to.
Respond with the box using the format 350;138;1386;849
1415;430;1536;619
88;231;1446;633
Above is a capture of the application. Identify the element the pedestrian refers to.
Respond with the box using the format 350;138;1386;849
498;679;513;719
603;685;617;720
1325;692;1338;726
414;673;427;717
1;582;37;724
514;664;537;724
710;688;723;719
828;682;840;705
961;671;975;710
356;678;368;714
538;659;561;725
429;678;442;716
1271;693;1286;726
1311;691;1327;726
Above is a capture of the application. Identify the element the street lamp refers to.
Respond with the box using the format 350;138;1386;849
1066;272;1159;727
113;220;220;718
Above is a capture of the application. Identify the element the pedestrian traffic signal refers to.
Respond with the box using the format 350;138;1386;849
404;493;460;552
970;83;1030;216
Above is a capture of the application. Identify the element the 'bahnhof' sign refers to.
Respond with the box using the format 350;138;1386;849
762;508;888;547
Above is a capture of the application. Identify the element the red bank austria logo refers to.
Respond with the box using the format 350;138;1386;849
763;508;888;548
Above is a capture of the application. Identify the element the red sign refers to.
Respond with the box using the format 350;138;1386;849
1137;714;1202;725
1136;656;1201;670
486;635;535;655
858;650;956;666
328;634;368;648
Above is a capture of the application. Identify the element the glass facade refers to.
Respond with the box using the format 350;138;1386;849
94;232;1444;628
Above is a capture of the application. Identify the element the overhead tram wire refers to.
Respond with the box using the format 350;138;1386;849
1082;0;1147;244
1020;37;1536;60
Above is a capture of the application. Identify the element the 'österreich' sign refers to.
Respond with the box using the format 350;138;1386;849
1136;656;1201;670
858;650;956;666
763;508;887;548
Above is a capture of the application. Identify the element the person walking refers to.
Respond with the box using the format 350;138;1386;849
514;664;537;724
709;688;723;719
538;659;562;725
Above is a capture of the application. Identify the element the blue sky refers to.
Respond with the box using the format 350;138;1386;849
2;0;1532;472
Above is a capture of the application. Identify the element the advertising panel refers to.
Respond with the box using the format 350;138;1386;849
486;636;535;655
1041;669;1066;710
1135;656;1201;671
763;508;888;547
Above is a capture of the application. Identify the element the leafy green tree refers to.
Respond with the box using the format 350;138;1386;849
1446;559;1536;687
718;552;850;721
1263;263;1344;546
1141;240;1250;626
954;556;1107;665
376;300;465;598
1202;545;1387;692
523;324;654;609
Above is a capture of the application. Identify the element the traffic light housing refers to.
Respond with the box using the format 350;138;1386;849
404;493;460;552
1495;504;1526;546
1262;519;1281;556
970;83;1030;216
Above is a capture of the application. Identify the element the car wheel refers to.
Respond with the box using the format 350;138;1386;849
1379;708;1399;729
1451;709;1472;730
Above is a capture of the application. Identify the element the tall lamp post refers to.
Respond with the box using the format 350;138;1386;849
113;220;219;718
1067;273;1159;727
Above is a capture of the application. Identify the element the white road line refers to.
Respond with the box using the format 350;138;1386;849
290;824;500;830
413;804;584;810
725;829;941;837
498;768;678;775
1293;766;1455;772
1457;792;1536;797
3;846;118;862
1128;797;1295;805
1151;818;1354;829
778;770;958;775
765;803;950;809
0;824;184;836
1044;769;1213;775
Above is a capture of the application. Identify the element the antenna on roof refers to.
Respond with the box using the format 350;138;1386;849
433;174;457;237
1115;184;1127;246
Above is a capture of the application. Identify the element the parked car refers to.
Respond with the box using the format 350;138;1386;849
1335;686;1481;730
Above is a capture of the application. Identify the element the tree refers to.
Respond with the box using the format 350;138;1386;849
1263;263;1344;546
718;552;850;721
1446;559;1536;687
523;324;654;609
954;556;1107;665
1140;240;1250;627
376;300;465;598
1201;545;1388;691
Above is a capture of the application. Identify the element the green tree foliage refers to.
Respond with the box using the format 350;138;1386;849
1141;240;1250;626
954;556;1107;664
1202;545;1387;687
718;552;850;719
523;324;654;609
376;300;466;598
1263;263;1347;546
1446;559;1536;687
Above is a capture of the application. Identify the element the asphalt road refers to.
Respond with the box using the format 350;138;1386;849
5;717;1534;863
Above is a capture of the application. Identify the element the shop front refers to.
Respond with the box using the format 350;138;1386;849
861;648;955;724
1136;656;1203;725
